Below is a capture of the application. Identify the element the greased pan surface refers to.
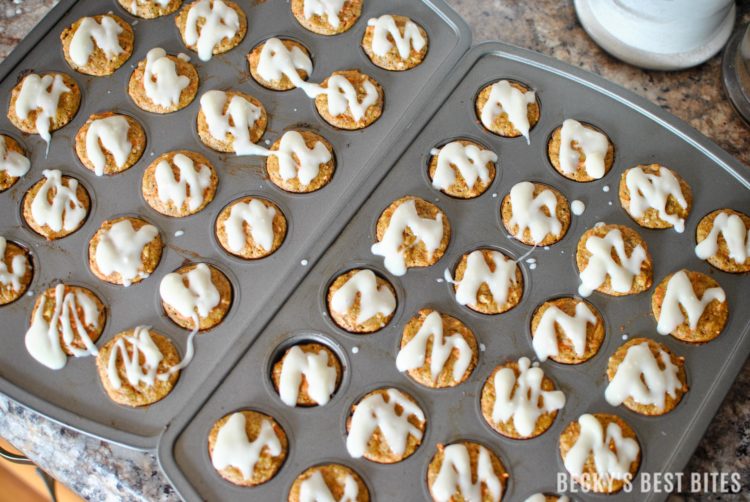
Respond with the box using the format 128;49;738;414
0;0;471;449
157;43;750;501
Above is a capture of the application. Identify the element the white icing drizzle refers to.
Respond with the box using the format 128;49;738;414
107;326;174;389
532;301;597;362
524;494;569;502
200;90;268;156
625;166;688;232
430;142;497;191
24;284;100;370
257;38;319;97
366;15;426;60
211;412;282;480
370;199;445;276
159;263;219;320
225;199;277;253
656;270;725;335
30;170;86;233
299;470;359;502
578;227;647;297
155;153;212;212
94;219;159;287
563;414;640;481
0;136;30;178
272;131;332;186
480;80;536;143
184;0;240;61
143;48;190;108
70;16;125;67
303;0;345;28
330;269;396;325
431;443;502;502
491;357;565;437
321;74;378;122
454;250;517;308
605;341;681;410
695;211;750;265
346;388;424;458
571;200;585;216
396;310;472;383
559;119;608;179
508;181;562;244
14;73;71;145
0;237;27;292
278;345;337;407
85;115;132;176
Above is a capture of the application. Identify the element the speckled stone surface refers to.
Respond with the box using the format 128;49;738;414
0;1;748;501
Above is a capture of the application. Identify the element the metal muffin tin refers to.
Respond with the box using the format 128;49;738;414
157;43;750;501
0;0;471;449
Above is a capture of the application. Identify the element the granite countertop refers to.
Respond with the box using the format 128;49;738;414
0;1;748;501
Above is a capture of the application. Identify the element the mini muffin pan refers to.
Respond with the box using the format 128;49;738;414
157;44;750;501
0;0;470;448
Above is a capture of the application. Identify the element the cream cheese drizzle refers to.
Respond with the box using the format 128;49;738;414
329;269;396;325
211;412;283;480
430;141;496;191
431;443;502;502
559;119;609;179
563;414;640;481
184;0;240;61
155;153;212;212
14;73;71;147
578;227;647;297
70;16;125;67
656;270;725;335
0;237;27;292
695;211;750;265
625;166;688;232
366;15;426;60
480;80;536;143
143;48;190;108
30;170;86;233
507;181;561;244
532;301;597;362
94;219;159;287
278;345;337;407
85;115;132;176
225;199;277;253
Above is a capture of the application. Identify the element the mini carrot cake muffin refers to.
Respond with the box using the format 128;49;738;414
22;170;90;240
8;72;80;146
128;48;199;114
530;297;605;364
605;338;687;416
426;441;508;502
476;80;539;141
481;356;565;439
0;237;32;305
160;262;232;331
523;494;569;502
576;224;652;297
695;208;750;273
451;249;523;315
176;0;247;62
314;70;383;130
501;181;571;246
117;0;181;19
291;0;362;35
559;413;640;494
428;140;497;199
619;164;692;233
327;268;397;334
60;14;134;76
25;284;105;369
75;112;146;177
197;90;267;154
371;196;450;276
0;134;31;192
96;326;181;407
142;150;217;217
362;15;428;71
215;196;287;259
267;130;335;193
652;269;727;343
289;464;369;502
396;309;478;388
548;119;614;182
346;387;425;463
272;342;343;407
88;216;163;287
248;38;313;91
209;410;288;487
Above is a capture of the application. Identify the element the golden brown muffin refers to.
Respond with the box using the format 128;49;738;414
327;269;397;334
22;172;90;240
0;239;33;305
427;140;496;199
7;72;81;136
501;182;571;246
215;196;287;259
576;224;653;296
96;327;180;407
314;70;383;130
291;0;362;35
142;150;218;217
651;270;728;343
271;342;343;407
196;90;267;153
0;135;30;192
530;297;605;365
289;464;369;502
399;309;478;388
361;15;428;71
559;414;641;494
117;0;182;19
266;130;335;193
161;263;232;331
548;123;615;182
75;112;146;176
619;164;692;230
175;0;247;59
248;38;312;91
606;337;687;415
426;441;508;502
60;14;134;76
695;209;750;273
475;80;539;138
453;249;523;315
128;51;199;114
208;410;288;487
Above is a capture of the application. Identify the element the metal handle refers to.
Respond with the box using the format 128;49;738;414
0;444;58;502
